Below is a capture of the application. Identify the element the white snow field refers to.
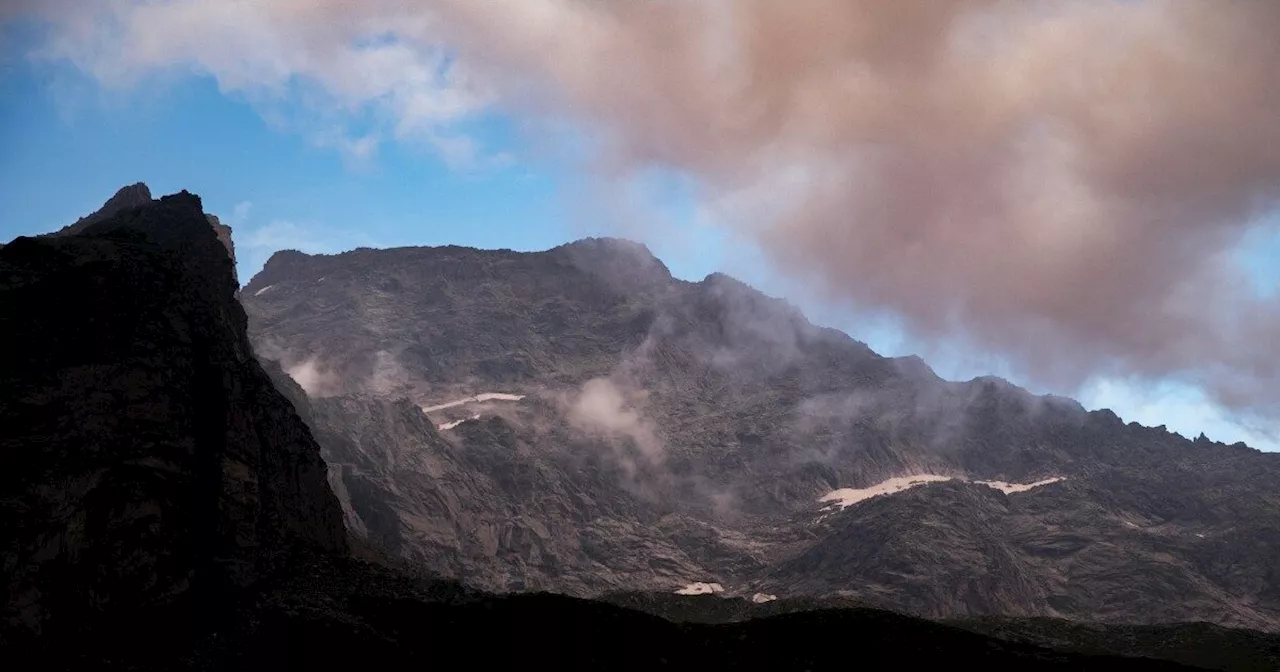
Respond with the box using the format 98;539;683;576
437;414;481;431
675;582;725;596
421;392;525;413
819;474;1067;510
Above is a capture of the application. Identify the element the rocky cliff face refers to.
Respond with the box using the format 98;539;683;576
0;188;345;643
204;213;238;283
242;238;1280;631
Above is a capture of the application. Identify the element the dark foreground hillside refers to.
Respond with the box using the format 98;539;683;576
22;547;1200;670
0;185;1242;669
602;591;1280;671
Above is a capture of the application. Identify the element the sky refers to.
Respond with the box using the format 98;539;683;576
0;2;1277;451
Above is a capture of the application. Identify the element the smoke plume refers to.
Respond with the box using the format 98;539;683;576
18;1;1280;420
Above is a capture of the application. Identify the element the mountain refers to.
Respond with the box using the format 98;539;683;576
3;184;1221;669
51;182;155;235
241;236;1280;631
0;188;351;665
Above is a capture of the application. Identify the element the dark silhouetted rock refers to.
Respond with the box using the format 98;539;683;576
52;181;154;235
1;189;346;647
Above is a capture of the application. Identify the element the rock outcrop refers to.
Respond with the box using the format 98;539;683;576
51;181;154;235
205;213;237;282
0;189;345;643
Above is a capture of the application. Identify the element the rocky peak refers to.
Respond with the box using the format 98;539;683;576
52;182;154;236
694;270;816;339
46;184;238;279
890;354;940;381
90;181;153;217
554;236;672;293
1;189;346;640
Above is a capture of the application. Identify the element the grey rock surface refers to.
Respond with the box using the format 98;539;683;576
241;234;1280;631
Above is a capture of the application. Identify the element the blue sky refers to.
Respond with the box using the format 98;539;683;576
1;10;1276;452
0;54;574;273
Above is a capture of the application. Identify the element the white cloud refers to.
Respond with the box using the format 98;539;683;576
286;357;342;397
230;200;252;224
242;220;336;255
566;377;665;474
18;0;504;170
236;218;379;283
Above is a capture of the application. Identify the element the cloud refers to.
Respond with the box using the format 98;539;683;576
234;218;379;283
367;349;409;397
242;219;337;255
565;377;664;473
15;0;501;168
255;336;342;397
16;1;1280;426
284;357;342;398
422;0;1280;422
230;200;252;224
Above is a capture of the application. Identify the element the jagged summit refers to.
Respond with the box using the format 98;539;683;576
51;181;154;237
700;270;742;285
95;181;153;213
552;234;665;261
555;235;653;253
889;354;940;381
33;184;242;284
553;236;673;291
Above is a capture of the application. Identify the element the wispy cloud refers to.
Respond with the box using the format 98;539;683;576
565;377;665;473
242;220;336;255
233;217;379;283
16;0;504;170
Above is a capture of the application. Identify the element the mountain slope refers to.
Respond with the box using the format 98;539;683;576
0;184;1216;670
242;238;1280;630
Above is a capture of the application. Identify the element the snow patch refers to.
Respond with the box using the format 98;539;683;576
421;392;526;413
1124;522;1140;529
253;284;274;296
974;477;1066;494
751;593;777;604
675;582;724;596
818;474;1068;512
819;475;952;510
438;414;480;431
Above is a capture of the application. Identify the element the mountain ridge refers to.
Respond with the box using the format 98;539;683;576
241;235;1280;630
246;242;1256;452
2;182;1234;669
